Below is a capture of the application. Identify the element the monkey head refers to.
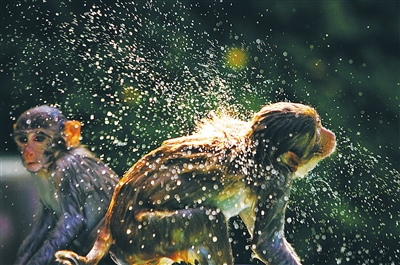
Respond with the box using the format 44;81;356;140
249;102;336;177
13;105;82;173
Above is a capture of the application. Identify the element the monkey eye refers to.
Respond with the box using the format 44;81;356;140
35;135;46;142
17;136;28;143
316;115;322;125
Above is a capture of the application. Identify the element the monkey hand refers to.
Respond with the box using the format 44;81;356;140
55;250;87;265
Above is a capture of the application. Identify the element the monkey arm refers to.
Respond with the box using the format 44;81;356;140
24;180;88;265
25;211;87;265
252;194;301;265
24;155;107;265
15;205;56;265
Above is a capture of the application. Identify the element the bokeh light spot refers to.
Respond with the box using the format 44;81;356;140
225;47;247;70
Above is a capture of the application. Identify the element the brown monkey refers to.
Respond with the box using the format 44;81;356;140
13;105;119;265
56;102;336;265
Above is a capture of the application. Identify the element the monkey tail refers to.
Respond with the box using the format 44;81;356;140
55;226;113;265
84;225;113;264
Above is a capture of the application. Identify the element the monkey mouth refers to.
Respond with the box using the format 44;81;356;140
320;128;336;157
25;162;43;173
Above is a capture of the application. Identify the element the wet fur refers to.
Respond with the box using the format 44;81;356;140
56;102;335;265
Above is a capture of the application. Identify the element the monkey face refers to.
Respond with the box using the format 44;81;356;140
13;130;54;173
250;102;336;177
13;106;67;173
291;124;336;177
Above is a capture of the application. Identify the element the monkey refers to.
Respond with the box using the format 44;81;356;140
55;102;336;265
13;105;119;265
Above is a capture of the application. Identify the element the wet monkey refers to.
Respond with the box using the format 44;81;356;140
13;105;119;265
56;102;336;265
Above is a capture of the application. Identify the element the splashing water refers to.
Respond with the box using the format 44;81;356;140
1;1;398;264
288;130;399;265
5;1;297;167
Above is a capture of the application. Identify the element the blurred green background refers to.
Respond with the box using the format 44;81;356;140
1;1;399;264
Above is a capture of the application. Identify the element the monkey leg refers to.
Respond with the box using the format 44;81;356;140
112;206;233;265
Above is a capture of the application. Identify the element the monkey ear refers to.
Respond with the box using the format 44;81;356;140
279;151;300;172
13;123;17;130
64;120;82;148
